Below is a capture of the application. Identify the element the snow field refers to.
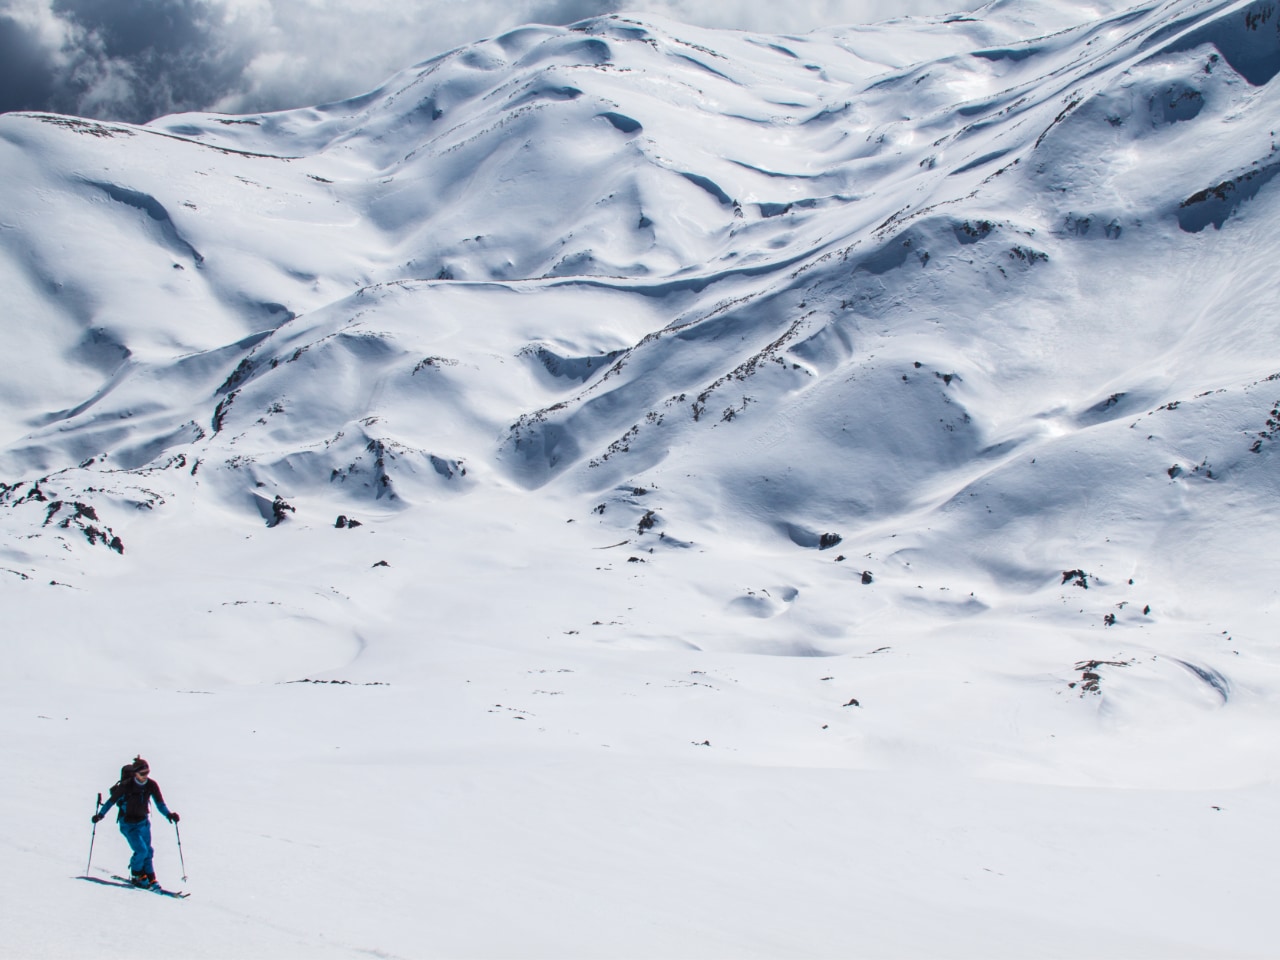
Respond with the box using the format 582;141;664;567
4;0;1280;955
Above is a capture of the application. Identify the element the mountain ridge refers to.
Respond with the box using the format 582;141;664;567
3;0;1279;687
5;5;1280;955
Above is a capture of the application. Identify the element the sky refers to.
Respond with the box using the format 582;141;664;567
0;0;970;123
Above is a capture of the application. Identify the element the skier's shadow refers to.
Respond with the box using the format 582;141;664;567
76;873;189;898
76;874;135;890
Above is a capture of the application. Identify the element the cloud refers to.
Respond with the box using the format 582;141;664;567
0;1;70;114
0;0;968;123
1;0;256;120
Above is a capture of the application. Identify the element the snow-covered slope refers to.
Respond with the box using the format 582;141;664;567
3;2;1280;956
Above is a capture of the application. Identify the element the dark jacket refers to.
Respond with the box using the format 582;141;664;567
98;777;172;824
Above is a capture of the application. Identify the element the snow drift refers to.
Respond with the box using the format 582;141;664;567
3;2;1280;957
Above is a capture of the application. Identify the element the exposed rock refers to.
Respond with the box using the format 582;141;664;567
1069;659;1129;694
268;496;295;527
1062;569;1090;589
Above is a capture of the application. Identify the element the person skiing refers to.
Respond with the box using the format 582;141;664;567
91;756;179;888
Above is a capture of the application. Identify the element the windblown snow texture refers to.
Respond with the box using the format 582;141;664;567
3;3;1280;957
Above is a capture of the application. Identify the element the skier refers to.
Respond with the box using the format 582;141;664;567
92;757;179;888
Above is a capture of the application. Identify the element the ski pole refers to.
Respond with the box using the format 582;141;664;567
85;792;101;877
173;820;187;882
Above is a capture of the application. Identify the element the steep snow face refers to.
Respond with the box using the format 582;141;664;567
4;2;1279;565
4;0;1280;639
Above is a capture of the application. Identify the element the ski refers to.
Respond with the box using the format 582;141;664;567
108;875;190;898
78;875;186;897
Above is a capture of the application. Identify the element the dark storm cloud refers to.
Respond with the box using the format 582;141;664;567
0;10;62;114
0;0;968;124
55;0;211;59
0;0;257;121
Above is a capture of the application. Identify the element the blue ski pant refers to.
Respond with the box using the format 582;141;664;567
119;819;154;875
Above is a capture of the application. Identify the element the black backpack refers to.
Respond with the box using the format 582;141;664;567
107;764;135;815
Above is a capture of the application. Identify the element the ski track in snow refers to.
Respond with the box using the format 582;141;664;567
3;2;1280;956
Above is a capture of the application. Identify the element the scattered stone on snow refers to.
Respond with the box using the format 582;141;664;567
1062;569;1090;589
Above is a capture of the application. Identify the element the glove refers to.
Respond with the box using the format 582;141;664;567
168;812;180;823
92;813;104;823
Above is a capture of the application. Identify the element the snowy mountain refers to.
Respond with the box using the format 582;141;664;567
4;2;1280;956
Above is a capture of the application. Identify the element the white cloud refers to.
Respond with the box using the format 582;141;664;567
627;0;965;32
